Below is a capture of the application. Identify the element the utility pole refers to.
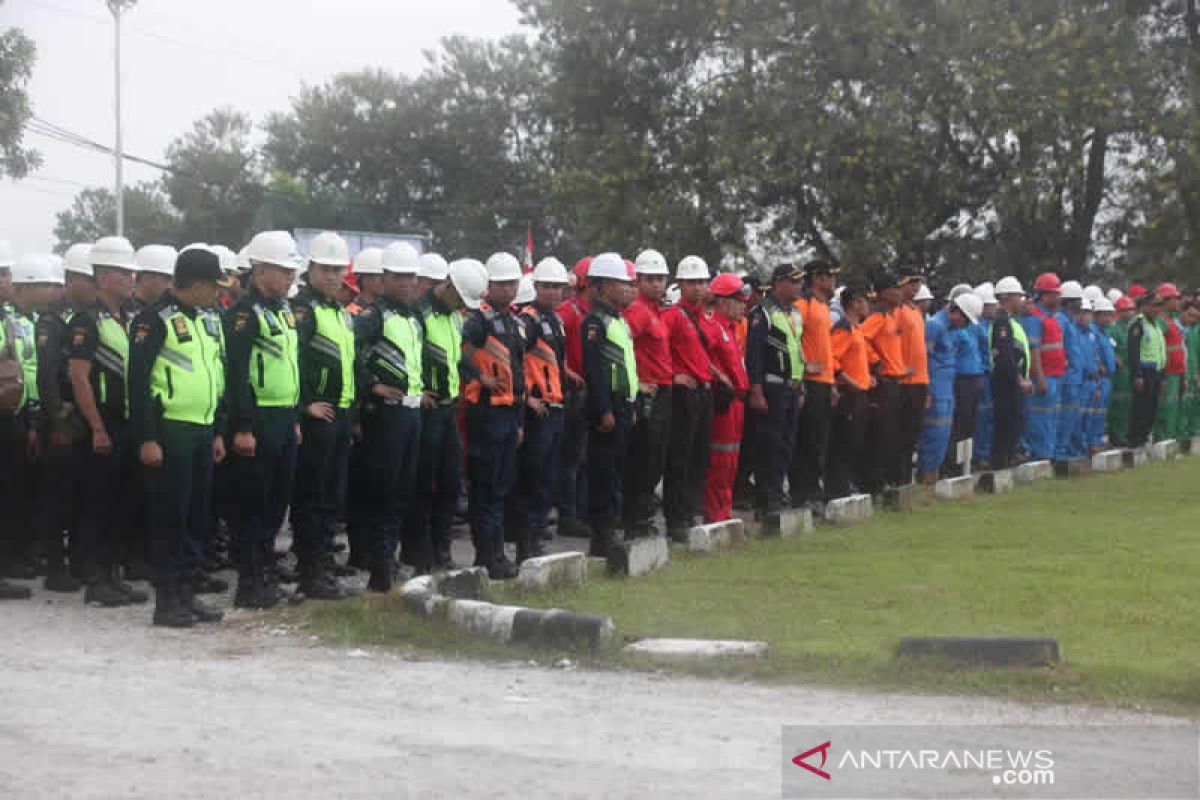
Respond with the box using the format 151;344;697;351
107;1;136;236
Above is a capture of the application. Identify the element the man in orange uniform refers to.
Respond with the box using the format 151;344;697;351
826;283;873;499
704;274;749;522
791;259;838;508
860;270;907;492
896;263;928;487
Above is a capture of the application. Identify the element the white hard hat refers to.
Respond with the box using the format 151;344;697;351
974;283;997;305
665;283;681;304
135;244;177;277
1106;288;1123;304
236;246;251;274
64;243;93;277
1083;285;1103;303
418;253;449;281
995;276;1024;296
13;252;64;285
515;274;535;305
0;240;14;268
210;245;238;275
634;248;669;276
531;256;569;284
353;247;385;276
588;252;632;282
307;231;351;267
179;242;209;253
90;236;137;271
953;292;983;324
947;283;973;302
1094;297;1115;313
974;281;995;296
246;231;301;271
1080;296;1093;312
383;242;420;274
913;284;934;302
448;258;489;310
1059;280;1084;300
675;255;709;281
485;251;522;282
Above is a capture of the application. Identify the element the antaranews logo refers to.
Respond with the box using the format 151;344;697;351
791;741;832;781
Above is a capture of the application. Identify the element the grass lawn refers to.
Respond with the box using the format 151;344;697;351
303;457;1200;716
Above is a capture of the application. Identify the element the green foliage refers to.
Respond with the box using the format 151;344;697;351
52;182;180;252
0;8;39;179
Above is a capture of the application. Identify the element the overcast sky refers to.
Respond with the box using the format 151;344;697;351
1;0;524;253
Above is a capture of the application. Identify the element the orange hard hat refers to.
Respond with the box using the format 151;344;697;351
1156;282;1180;299
709;272;747;299
1033;272;1061;292
1114;295;1135;311
573;257;592;289
1126;284;1149;300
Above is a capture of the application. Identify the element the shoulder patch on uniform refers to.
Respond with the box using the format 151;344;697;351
71;328;86;346
233;311;252;332
133;322;151;344
359;306;376;318
172;316;190;340
292;305;310;323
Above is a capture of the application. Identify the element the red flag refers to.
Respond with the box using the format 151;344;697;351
523;225;534;273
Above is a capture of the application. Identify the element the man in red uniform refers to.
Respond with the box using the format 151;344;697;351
790;259;838;508
663;255;715;541
555;257;593;538
704;274;749;522
622;249;674;537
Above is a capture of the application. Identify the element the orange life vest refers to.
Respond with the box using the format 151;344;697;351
464;303;516;406
521;306;564;405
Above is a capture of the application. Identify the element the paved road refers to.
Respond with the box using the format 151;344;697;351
0;588;1186;799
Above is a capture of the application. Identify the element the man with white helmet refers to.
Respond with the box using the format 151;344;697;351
416;253;449;294
1069;296;1102;459
408;258;480;570
290;231;357;599
1088;296;1118;453
662;254;719;541
1054;280;1090;465
126;245;177;318
0;254;59;592
68;236;147;608
507;256;572;560
221;231;305;609
913;283;934;316
580;253;639;558
621;249;674;538
351;240;425;589
347;247;384;318
971;282;999;469
989;277;1033;468
945;285;988;476
0;239;15;310
917;292;983;484
462;252;528;579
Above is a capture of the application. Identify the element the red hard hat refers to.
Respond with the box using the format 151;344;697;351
1033;272;1061;292
709;272;746;299
1126;284;1148;300
573;257;592;289
624;259;636;281
1156;282;1180;299
1114;295;1135;311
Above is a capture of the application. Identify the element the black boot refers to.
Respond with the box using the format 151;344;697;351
108;566;148;604
233;572;264;609
192;573;229;594
262;566;304;607
179;579;224;623
43;565;82;593
298;558;349;601
84;570;131;607
589;527;615;559
366;552;393;593
153;579;195;628
0;578;31;600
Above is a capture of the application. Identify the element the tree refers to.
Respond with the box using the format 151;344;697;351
0;6;39;178
53;182;180;251
163;107;263;247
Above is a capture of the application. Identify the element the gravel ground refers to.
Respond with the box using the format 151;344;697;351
0;578;1185;799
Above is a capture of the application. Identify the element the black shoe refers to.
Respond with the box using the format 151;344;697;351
109;569;149;604
0;579;31;600
299;570;350;600
366;558;393;593
43;571;82;593
263;571;304;607
124;559;152;582
180;581;224;623
233;574;264;609
85;580;131;607
557;517;592;539
589;529;615;559
487;559;518;580
192;574;229;595
667;528;689;545
153;581;195;628
3;559;37;580
331;562;358;578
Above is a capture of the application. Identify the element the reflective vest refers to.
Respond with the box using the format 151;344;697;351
1162;316;1186;375
420;303;462;401
95;310;129;414
989;317;1030;378
251;302;300;408
465;304;519;407
521;306;564;405
1136;314;1166;369
761;294;805;381
1;310;38;412
1035;306;1066;377
595;306;638;403
373;306;423;397
308;303;356;409
150;306;225;425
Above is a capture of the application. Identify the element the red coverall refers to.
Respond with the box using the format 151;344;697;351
704;310;749;522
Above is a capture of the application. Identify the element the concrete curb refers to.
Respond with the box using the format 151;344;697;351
687;519;748;552
974;470;1014;494
883;484;920;511
517;552;588;591
608;535;669;577
623;638;770;660
760;509;814;538
897;636;1060;667
934;476;974;500
1151;439;1180;461
823;494;873;525
1122;448;1149;469
1091;450;1124;472
1014;460;1053;484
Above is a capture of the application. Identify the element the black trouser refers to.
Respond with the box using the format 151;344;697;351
825;389;867;499
120;429;150;569
753;381;801;514
733;403;757;504
228;408;297;579
622;387;672;534
588;402;634;533
790;380;832;506
359;403;421;568
1129;366;1163;447
507;405;565;544
73;417;128;580
990;375;1024;470
945;374;985;473
864;379;902;494
0;419;36;570
145;420;214;582
895;383;926;486
37;433;80;575
467;405;521;567
293;408;351;567
558;386;588;525
407;404;462;566
344;430;368;565
664;384;712;531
